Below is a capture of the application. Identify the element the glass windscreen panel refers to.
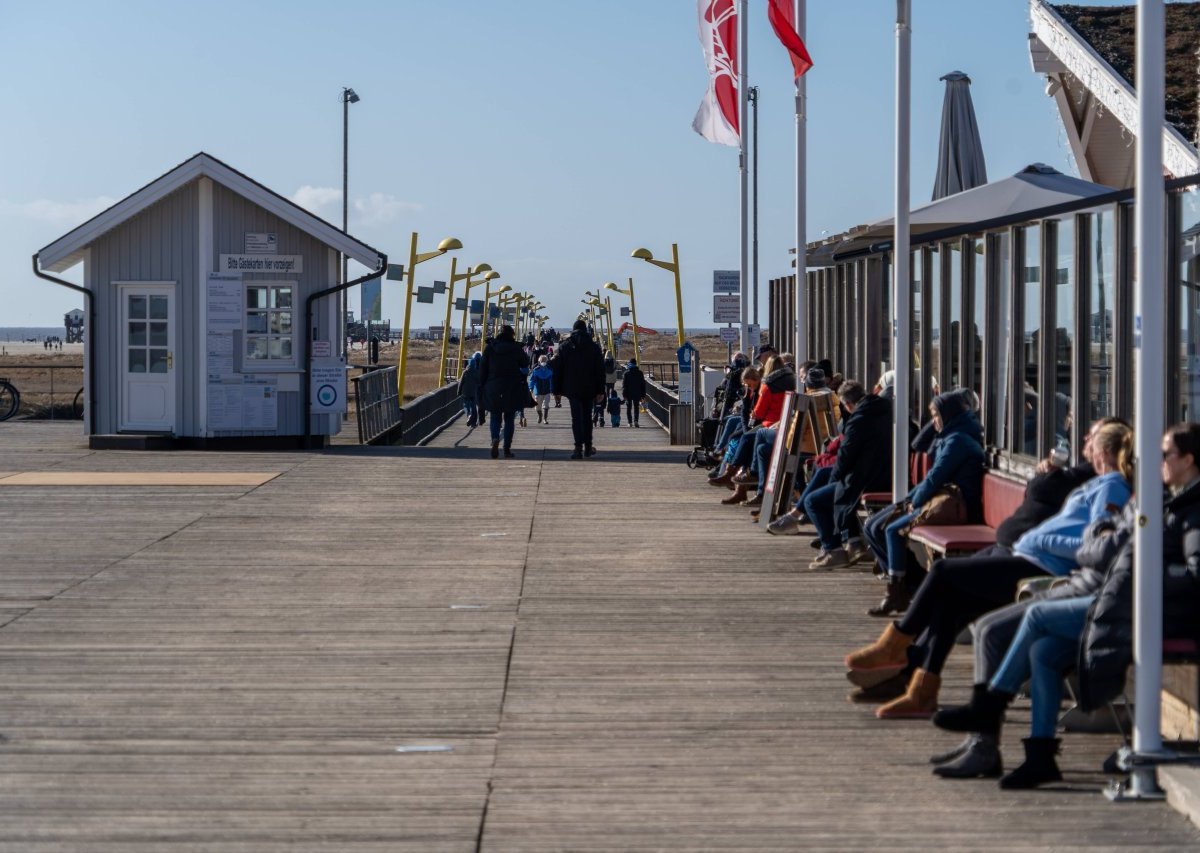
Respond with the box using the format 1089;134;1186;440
972;239;985;401
1054;219;1074;456
911;251;924;420
928;245;941;404
1089;209;1116;422
1181;192;1200;421
948;242;962;389
995;232;1013;451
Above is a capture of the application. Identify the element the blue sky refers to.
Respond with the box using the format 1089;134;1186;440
1;0;1124;329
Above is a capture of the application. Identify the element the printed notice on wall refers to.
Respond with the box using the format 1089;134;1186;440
208;273;242;331
206;331;234;380
242;379;278;430
207;377;244;431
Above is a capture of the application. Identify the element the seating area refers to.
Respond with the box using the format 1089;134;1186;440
908;471;1026;561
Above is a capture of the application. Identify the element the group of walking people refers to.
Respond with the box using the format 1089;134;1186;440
702;343;1200;790
456;319;646;459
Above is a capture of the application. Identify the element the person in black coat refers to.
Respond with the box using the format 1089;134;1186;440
620;359;646;427
827;385;894;556
479;325;530;459
551;319;605;459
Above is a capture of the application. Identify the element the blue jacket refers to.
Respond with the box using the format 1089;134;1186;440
1013;471;1132;576
907;409;985;516
529;364;554;395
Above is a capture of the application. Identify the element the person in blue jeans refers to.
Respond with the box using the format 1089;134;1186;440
939;422;1200;789
861;390;985;615
607;389;622;427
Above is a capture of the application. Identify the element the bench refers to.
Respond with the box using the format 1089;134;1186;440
906;470;1026;564
860;453;930;514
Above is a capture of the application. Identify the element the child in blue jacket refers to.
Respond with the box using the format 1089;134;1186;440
607;389;622;427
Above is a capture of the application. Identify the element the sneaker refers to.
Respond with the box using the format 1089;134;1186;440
844;542;873;564
767;514;802;536
808;550;850;571
584;445;597;457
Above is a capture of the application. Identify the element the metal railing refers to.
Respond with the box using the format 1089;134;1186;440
0;362;85;420
643;378;677;427
350;366;402;445
398;381;463;446
640;361;679;387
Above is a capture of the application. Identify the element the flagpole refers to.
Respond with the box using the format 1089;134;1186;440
738;0;751;354
793;0;807;362
892;0;912;502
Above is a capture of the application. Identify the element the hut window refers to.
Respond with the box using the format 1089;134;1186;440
245;283;295;367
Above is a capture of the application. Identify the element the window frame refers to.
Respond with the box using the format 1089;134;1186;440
243;280;298;372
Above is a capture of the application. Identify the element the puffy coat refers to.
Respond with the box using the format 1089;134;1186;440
831;393;893;534
621;365;646;401
457;356;482;398
907;409;985;519
1077;480;1200;711
751;366;795;427
551;329;605;399
479;337;530;412
528;364;554;395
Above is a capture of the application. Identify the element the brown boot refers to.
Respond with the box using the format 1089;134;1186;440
707;468;735;488
875;668;940;719
721;485;749;505
844;623;913;671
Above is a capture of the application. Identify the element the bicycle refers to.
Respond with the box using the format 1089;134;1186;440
0;377;19;421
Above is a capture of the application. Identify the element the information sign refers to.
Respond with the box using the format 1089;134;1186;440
310;359;347;414
311;340;331;358
219;254;304;274
386;264;406;281
719;327;739;343
713;270;739;294
361;276;382;322
713;294;740;323
245;232;277;254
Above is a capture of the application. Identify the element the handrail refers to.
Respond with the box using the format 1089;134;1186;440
398;382;462;446
349;366;401;445
0;362;85;420
641;360;679;387
642;377;677;429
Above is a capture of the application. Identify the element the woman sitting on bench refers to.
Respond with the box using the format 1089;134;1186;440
845;420;1134;720
935;422;1200;789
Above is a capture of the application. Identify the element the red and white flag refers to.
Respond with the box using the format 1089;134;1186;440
692;0;740;147
767;0;813;79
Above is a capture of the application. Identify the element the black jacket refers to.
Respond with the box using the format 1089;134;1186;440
831;394;894;531
479;338;530;413
621;365;646;401
1077;480;1200;711
551;329;605;399
719;365;745;418
995;463;1096;549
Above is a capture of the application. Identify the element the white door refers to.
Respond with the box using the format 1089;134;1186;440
119;285;176;432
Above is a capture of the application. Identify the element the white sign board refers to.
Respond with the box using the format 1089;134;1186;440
713;270;740;294
310;359;347;414
719;327;740;343
207;273;242;331
748;323;761;341
311;340;331;358
713;294;740;323
245;232;277;254
219;254;304;274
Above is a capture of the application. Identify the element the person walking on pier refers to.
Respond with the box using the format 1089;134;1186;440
479;325;530;459
458;351;482;427
529;355;554;424
552;319;605;459
620;358;645;427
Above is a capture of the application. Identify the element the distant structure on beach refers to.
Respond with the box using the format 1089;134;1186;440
64;309;84;344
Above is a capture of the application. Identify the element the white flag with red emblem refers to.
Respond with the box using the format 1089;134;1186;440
692;0;740;147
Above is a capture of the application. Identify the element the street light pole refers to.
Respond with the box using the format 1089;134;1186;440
749;84;759;328
341;87;359;359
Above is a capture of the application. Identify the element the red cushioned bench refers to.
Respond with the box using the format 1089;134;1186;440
860;453;931;514
907;471;1027;565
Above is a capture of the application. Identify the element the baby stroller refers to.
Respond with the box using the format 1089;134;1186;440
685;389;725;469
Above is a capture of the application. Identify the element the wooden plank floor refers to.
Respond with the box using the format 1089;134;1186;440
0;416;1197;850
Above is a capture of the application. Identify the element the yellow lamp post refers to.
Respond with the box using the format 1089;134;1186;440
632;243;685;348
605;279;640;366
399;233;462;402
457;269;499;371
585;294;615;355
440;260;491;383
484;283;511;339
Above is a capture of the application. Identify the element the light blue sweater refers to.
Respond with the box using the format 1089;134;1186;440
1012;471;1132;576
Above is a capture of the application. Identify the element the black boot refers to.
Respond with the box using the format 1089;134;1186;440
490;440;499;459
867;577;911;617
929;734;975;766
933;733;1003;779
999;738;1062;789
933;684;1012;734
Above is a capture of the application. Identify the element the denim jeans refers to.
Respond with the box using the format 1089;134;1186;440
716;414;743;452
803;479;841;551
863;504;919;578
489;409;516;445
751;427;778;489
793;465;833;512
990;595;1092;738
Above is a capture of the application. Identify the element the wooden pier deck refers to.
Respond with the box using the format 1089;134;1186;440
0;416;1197;850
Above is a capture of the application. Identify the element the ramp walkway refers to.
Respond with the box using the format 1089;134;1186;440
0;417;1196;850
